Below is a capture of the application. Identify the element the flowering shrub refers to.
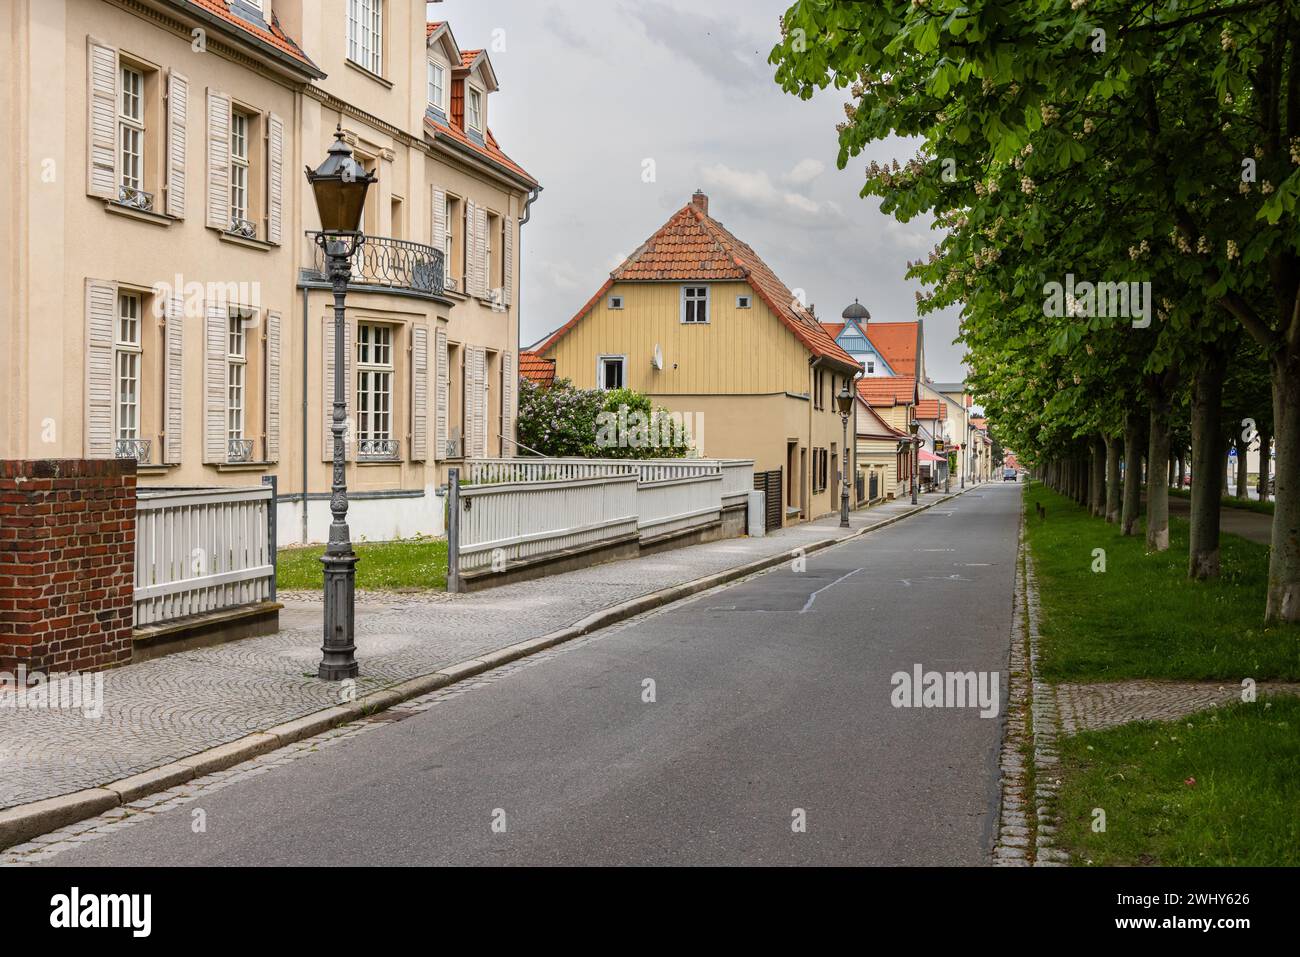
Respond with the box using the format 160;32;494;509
517;378;692;459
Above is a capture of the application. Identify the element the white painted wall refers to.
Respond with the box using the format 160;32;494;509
275;483;446;547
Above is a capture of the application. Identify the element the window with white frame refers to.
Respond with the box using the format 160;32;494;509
865;358;876;374
609;296;624;310
224;310;246;442
118;65;144;196
227;314;246;441
116;293;142;442
443;196;455;285
467;87;484;132
229;111;250;227
356;323;394;447
736;295;751;309
598;356;625;391
427;61;445;111
682;286;709;324
347;0;383;75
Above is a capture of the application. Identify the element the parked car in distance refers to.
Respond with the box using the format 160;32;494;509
1003;467;1018;482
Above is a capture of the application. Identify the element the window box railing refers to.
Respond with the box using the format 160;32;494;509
115;438;152;464
307;233;445;297
228;217;257;240
227;438;255;463
358;438;400;462
117;185;155;212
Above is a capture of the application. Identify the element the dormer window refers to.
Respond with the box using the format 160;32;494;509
427;61;445;112
467;87;483;132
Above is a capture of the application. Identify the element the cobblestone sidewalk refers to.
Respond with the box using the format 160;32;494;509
0;488;964;812
1056;680;1300;734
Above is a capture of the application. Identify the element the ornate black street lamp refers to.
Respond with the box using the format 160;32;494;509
305;126;376;681
910;418;921;505
836;383;854;527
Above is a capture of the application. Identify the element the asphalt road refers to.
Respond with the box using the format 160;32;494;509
54;483;1022;866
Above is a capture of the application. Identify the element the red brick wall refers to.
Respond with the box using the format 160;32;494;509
0;460;136;673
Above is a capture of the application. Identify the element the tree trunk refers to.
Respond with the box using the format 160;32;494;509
1177;454;1186;489
1146;392;1173;551
1090;435;1106;516
1189;349;1227;579
1236;435;1250;500
1106;436;1122;523
1168;456;1176;488
1122;411;1143;535
1077;456;1088;506
1266;360;1300;621
1258;423;1271;501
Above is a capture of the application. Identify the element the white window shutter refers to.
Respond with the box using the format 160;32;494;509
465;346;487;457
502;217;514;307
83;279;117;458
164;295;185;463
203;303;227;464
463;199;477;295
206;89;231;231
480;351;491;456
165;69;188;218
322;316;355;461
411;325;429;461
267;113;285;244
474;205;489;299
434;327;449;461
265;311;281;462
86;38;118;199
500;351;514;456
431;187;447;254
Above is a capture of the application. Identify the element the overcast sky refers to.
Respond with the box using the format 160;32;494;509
432;0;966;383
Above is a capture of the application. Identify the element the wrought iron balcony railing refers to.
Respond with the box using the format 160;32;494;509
228;217;257;240
115;438;152;463
117;185;155;212
307;233;445;297
357;438;400;462
227;438;255;463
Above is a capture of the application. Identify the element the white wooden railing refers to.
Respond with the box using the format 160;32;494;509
134;486;275;627
455;475;639;575
637;474;724;541
451;458;755;588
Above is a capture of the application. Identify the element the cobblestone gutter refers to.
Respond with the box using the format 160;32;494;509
993;520;1068;866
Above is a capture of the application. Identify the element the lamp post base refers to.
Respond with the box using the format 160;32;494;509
320;550;359;681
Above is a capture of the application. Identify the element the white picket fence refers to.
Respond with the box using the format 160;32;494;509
452;458;754;587
134;486;276;627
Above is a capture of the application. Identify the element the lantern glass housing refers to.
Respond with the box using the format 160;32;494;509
306;127;376;234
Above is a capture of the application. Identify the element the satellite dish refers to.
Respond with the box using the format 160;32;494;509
652;344;664;370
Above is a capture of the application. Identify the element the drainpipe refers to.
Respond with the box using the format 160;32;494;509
512;186;542;456
808;356;823;521
301;287;310;544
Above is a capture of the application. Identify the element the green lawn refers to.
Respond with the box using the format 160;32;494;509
1024;484;1300;681
276;536;447;592
1055;697;1300;866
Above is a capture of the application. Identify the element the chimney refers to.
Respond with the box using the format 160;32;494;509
691;190;709;216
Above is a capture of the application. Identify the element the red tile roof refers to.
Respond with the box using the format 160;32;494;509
539;198;860;369
426;21;444;38
821;321;845;340
425;107;536;186
188;0;318;71
461;49;483;69
519;351;556;386
970;416;988;430
867;322;921;376
857;376;917;407
915;399;947;421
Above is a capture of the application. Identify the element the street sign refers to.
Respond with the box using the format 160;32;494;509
934;440;946;453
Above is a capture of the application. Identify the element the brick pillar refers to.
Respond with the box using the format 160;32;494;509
0;460;136;673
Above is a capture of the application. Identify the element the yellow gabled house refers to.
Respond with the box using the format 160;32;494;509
535;192;862;528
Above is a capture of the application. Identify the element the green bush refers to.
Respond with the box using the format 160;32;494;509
517;378;691;459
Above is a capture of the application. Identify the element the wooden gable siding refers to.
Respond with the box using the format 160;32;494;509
544;281;813;396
